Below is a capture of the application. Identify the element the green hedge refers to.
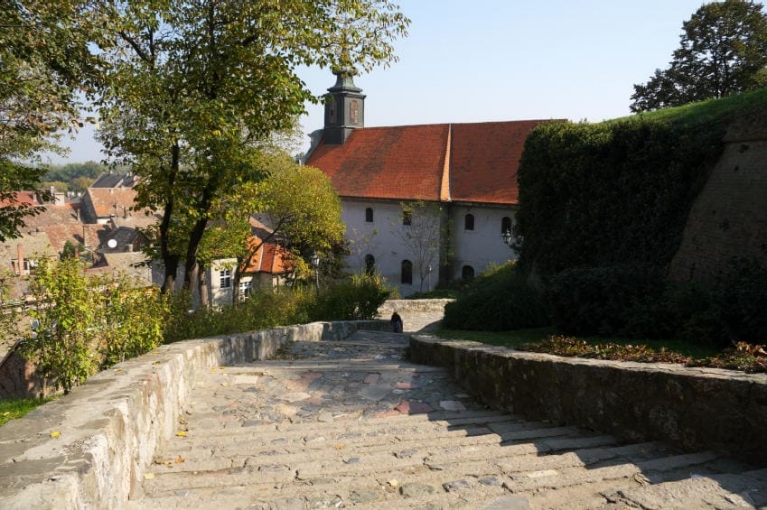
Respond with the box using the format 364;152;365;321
515;117;723;277
442;263;548;331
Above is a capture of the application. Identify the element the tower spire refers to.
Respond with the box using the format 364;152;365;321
323;68;366;145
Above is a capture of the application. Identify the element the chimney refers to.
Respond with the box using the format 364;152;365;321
17;244;24;276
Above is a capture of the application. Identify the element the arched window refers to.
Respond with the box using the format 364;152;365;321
501;216;512;234
464;213;474;231
462;265;475;280
401;260;413;285
365;207;374;223
364;254;376;275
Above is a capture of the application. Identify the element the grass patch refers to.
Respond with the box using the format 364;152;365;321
0;397;55;427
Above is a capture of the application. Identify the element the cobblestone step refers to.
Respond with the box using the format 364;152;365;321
127;326;762;509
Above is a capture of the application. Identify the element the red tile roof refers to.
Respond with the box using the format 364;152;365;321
306;120;556;205
86;188;140;218
0;191;41;207
242;218;292;275
306;124;450;202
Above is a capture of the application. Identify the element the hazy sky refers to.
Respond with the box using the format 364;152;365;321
50;0;708;164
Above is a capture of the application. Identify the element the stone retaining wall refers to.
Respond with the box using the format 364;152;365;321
409;335;767;466
0;320;383;510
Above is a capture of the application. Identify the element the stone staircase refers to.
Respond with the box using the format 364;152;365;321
127;331;767;509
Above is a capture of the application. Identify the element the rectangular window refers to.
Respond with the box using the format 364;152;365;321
402;210;412;226
239;280;252;299
219;269;232;289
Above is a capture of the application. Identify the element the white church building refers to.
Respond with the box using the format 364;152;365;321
306;71;557;296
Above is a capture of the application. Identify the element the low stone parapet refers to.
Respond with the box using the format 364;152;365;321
0;320;380;509
409;335;767;466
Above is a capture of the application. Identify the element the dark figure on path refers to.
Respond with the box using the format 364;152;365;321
390;311;403;333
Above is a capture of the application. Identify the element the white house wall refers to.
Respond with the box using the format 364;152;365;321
449;204;518;281
341;199;518;296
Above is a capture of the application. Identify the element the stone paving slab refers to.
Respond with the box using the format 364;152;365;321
126;326;764;509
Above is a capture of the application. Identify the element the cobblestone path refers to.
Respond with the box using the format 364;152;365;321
129;327;767;509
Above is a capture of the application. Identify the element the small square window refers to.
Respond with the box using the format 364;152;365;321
219;269;232;289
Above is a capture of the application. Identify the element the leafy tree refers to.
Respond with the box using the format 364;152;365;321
97;0;410;293
201;153;345;304
631;0;767;112
0;2;106;240
391;201;444;293
43;161;106;183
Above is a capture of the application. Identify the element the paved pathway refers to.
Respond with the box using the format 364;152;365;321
128;316;767;509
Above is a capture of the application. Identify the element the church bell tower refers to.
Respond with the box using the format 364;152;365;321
323;69;365;145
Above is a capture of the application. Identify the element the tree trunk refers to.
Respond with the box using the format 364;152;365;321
160;143;180;294
198;264;209;308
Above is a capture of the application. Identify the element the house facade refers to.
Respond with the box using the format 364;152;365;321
305;71;556;296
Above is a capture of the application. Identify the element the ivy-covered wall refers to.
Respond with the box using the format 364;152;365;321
515;118;723;278
514;89;767;283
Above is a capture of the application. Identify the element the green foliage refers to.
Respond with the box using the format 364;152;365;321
442;263;549;332
21;258;167;394
309;274;391;321
98;0;409;292
546;257;767;347
162;288;313;343
631;0;767;112
23;258;103;394
515;116;724;278
712;256;767;344
43;162;105;183
1;2;105;238
546;264;663;337
101;284;166;367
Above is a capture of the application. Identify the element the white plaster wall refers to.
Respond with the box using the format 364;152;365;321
209;258;237;307
450;204;518;280
343;199;438;297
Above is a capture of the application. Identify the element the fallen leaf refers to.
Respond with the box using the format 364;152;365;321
175;456;185;463
335;444;345;450
50;431;61;438
176;431;187;437
143;473;155;480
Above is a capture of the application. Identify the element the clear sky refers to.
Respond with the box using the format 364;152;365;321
49;0;708;164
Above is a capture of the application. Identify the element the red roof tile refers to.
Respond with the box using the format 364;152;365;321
86;188;139;218
306;120;558;205
243;218;292;274
0;191;41;207
450;121;550;204
306;124;450;201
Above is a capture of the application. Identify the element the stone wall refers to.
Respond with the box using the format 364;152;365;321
668;113;767;284
0;320;382;510
409;335;767;466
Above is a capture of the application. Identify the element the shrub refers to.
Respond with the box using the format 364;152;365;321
101;278;167;367
162;287;313;343
713;256;767;344
21;259;171;394
547;264;662;336
442;263;549;331
309;273;391;321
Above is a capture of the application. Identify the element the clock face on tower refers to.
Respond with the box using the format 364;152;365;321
349;100;359;125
